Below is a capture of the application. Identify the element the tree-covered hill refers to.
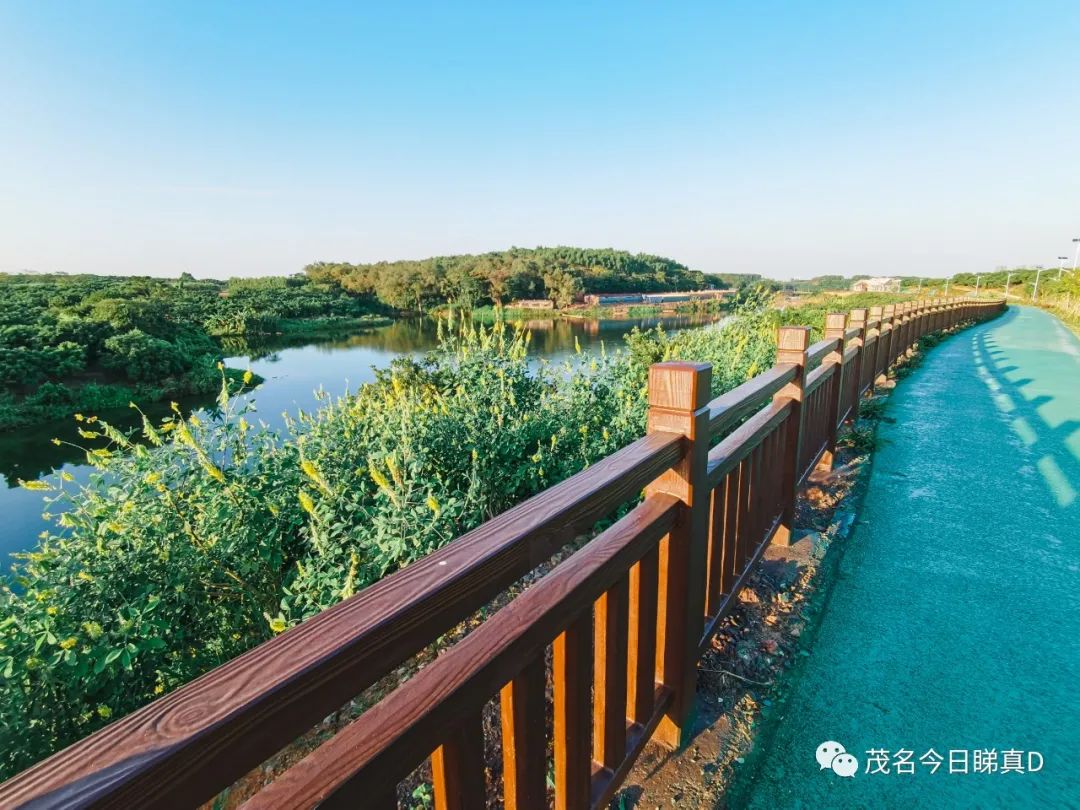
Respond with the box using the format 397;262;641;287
305;246;722;310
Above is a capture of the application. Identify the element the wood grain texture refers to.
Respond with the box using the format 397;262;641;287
626;549;658;725
0;432;683;810
500;658;547;810
432;713;486;810
236;495;679;810
554;613;592;810
644;363;712;748
592;577;628;770
706;364;796;437
706;400;791;488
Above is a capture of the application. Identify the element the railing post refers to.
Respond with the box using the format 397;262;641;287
644;361;711;748
818;313;846;470
848;308;867;419
899;302;913;359
910;300;922;352
772;327;809;546
876;305;894;385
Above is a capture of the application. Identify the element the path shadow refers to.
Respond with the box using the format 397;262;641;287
973;322;1080;512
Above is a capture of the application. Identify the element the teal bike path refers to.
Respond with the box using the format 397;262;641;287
732;306;1080;809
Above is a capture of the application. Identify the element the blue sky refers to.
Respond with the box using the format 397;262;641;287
2;1;1078;280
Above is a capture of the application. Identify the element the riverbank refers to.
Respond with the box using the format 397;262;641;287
0;316;392;433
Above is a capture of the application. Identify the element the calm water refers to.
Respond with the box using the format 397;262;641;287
0;314;724;560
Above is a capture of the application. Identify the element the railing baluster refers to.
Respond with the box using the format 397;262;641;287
820;312;846;470
500;658;548;810
554;611;592;810
593;576;629;772
432;713;487;810
627;547;659;724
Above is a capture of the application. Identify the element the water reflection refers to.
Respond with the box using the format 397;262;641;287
0;313;724;557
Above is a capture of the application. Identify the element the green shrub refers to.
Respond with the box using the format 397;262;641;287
102;329;188;381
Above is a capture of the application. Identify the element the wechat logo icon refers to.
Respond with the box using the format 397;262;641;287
816;741;858;777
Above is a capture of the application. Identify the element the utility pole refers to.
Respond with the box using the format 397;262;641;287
1033;267;1044;302
1073;237;1080;273
1005;271;1013;299
1059;256;1069;280
975;275;981;297
945;278;950;296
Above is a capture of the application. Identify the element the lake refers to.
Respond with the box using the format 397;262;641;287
0;313;725;560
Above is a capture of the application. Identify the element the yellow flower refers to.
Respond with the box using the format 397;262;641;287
242;369;254;385
59;637;78;650
96;705;112;719
298;490;317;517
76;571;94;582
154;683;165;695
18;480;51;492
425;495;440;514
60;471;74;482
268;616;288;634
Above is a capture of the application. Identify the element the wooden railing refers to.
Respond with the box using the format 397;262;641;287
0;298;1006;810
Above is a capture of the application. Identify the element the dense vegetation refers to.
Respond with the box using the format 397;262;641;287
0;301;780;778
305;246;730;310
0;273;387;430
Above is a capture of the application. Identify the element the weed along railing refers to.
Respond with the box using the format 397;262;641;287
0;298;1005;810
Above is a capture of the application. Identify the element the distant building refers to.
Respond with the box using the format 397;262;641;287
851;277;901;293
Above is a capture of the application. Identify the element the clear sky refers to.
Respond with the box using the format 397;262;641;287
2;1;1078;280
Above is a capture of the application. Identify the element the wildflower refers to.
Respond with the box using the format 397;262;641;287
298;490;317;517
268;615;288;634
385;456;403;487
59;637;78;650
154;683;165;695
18;480;52;492
243;369;254;385
425;495;440;515
82;621;103;640
76;571;94;583
97;705;112;719
60;471;74;482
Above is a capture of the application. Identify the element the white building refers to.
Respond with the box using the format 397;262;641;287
851;277;901;293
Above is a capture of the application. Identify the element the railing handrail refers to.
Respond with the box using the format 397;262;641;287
241;494;682;809
707;363;796;435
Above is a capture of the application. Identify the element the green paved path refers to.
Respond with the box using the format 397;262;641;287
733;306;1080;809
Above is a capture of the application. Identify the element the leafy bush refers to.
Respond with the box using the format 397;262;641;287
102;329;188;381
0;303;776;777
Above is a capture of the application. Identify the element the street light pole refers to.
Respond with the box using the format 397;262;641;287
1073;238;1080;272
1059;256;1069;280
